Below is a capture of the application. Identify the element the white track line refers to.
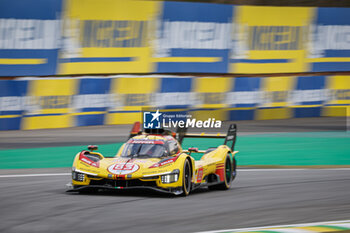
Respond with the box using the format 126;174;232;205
0;173;70;178
0;168;349;178
239;169;306;171
196;220;350;233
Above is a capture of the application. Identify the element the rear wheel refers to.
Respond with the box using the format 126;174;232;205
209;155;233;190
232;157;237;181
181;159;192;196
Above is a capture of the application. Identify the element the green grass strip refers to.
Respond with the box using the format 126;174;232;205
1;132;349;169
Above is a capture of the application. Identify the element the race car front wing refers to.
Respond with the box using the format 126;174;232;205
66;178;184;195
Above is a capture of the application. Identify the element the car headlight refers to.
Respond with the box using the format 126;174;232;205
161;169;179;184
72;171;85;182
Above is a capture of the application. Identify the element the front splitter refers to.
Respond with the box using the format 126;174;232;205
66;183;183;195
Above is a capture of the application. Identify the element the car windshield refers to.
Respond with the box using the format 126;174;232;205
121;142;167;158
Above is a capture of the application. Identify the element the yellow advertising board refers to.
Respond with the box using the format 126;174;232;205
106;77;160;125
59;0;160;75
230;6;314;74
22;79;78;130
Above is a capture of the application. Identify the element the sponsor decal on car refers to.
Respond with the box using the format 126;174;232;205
143;169;167;175
78;167;99;174
196;167;203;183
114;158;128;162
79;152;99;168
130;159;147;163
128;139;164;144
149;156;178;168
215;163;225;182
107;163;140;175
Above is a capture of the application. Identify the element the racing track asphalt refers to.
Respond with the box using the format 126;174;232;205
0;168;349;233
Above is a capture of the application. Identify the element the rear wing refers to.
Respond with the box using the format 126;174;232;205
128;121;237;152
177;124;237;152
223;124;237;152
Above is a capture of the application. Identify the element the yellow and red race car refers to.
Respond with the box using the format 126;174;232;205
67;123;238;196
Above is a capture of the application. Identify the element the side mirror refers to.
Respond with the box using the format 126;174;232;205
188;147;198;153
88;145;98;151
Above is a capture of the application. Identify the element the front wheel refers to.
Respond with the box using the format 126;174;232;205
181;159;192;196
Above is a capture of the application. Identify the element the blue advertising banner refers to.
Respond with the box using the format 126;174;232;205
0;0;62;76
228;77;261;121
293;76;326;117
309;8;350;72
154;1;233;73
158;77;193;109
0;80;28;130
75;78;111;126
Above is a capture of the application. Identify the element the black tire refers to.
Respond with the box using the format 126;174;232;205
181;159;192;196
232;157;237;181
209;155;233;190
